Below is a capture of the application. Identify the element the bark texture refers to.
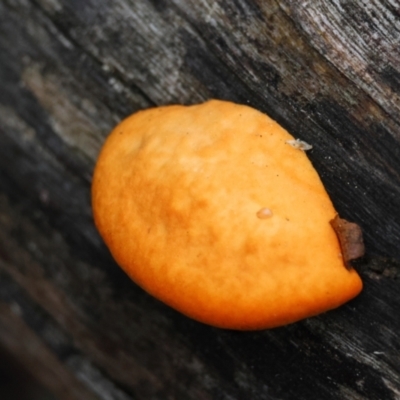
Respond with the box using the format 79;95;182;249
1;0;400;399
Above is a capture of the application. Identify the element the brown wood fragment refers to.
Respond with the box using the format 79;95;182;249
330;215;365;269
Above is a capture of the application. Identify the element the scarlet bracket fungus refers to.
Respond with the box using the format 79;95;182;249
92;100;363;330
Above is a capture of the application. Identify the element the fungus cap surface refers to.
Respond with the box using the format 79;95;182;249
92;100;362;330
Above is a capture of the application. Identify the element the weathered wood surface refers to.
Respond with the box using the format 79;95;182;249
1;0;400;399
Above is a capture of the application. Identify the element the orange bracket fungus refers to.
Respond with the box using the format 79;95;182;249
92;100;363;330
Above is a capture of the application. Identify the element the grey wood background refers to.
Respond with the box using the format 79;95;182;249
1;0;400;399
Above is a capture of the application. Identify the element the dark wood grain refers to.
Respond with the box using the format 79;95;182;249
1;0;400;399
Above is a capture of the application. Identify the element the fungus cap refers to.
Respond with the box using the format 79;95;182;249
92;100;362;330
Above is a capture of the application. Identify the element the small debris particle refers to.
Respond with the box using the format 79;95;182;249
39;189;49;204
330;215;365;269
257;208;273;219
286;139;313;151
10;302;22;316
